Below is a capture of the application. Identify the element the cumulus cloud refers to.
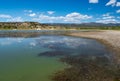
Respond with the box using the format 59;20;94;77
116;2;120;6
29;13;36;17
0;14;12;18
0;14;24;22
96;13;119;23
116;9;120;13
7;17;23;22
64;12;92;22
47;11;55;15
33;12;92;23
89;0;98;3
106;0;116;6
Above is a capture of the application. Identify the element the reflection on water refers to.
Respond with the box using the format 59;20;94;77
0;31;119;81
36;36;110;55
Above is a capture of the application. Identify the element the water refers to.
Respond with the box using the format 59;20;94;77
0;30;114;81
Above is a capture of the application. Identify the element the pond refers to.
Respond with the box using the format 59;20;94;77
0;30;118;81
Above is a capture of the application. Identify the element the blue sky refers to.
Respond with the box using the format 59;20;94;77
0;0;120;23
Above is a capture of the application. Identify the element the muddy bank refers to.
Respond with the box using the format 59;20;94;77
51;54;120;81
51;30;120;81
68;30;120;64
36;34;120;81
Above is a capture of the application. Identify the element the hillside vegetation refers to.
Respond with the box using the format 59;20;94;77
0;22;120;30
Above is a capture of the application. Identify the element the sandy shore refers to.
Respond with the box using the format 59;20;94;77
69;30;120;63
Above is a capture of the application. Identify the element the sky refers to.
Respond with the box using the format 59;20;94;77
0;0;120;23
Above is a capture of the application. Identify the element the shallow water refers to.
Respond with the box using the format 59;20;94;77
0;30;114;81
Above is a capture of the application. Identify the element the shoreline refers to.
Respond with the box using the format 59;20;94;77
0;29;120;63
68;30;120;64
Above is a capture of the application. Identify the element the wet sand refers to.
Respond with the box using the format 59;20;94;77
69;30;120;63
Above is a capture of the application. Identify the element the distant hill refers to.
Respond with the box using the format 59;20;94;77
45;22;120;30
46;22;120;27
0;22;48;29
0;22;120;30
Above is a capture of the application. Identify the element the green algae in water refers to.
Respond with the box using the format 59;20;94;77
0;38;66;81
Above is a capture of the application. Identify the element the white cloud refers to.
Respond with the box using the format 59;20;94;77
96;19;118;24
47;11;55;15
116;9;120;13
102;13;115;19
116;2;120;6
33;14;63;23
102;16;115;19
64;12;92;22
38;14;60;20
102;13;110;16
0;14;12;18
7;17;23;22
29;13;36;17
106;0;116;6
89;0;98;3
96;13;119;23
24;10;32;13
33;12;92;23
